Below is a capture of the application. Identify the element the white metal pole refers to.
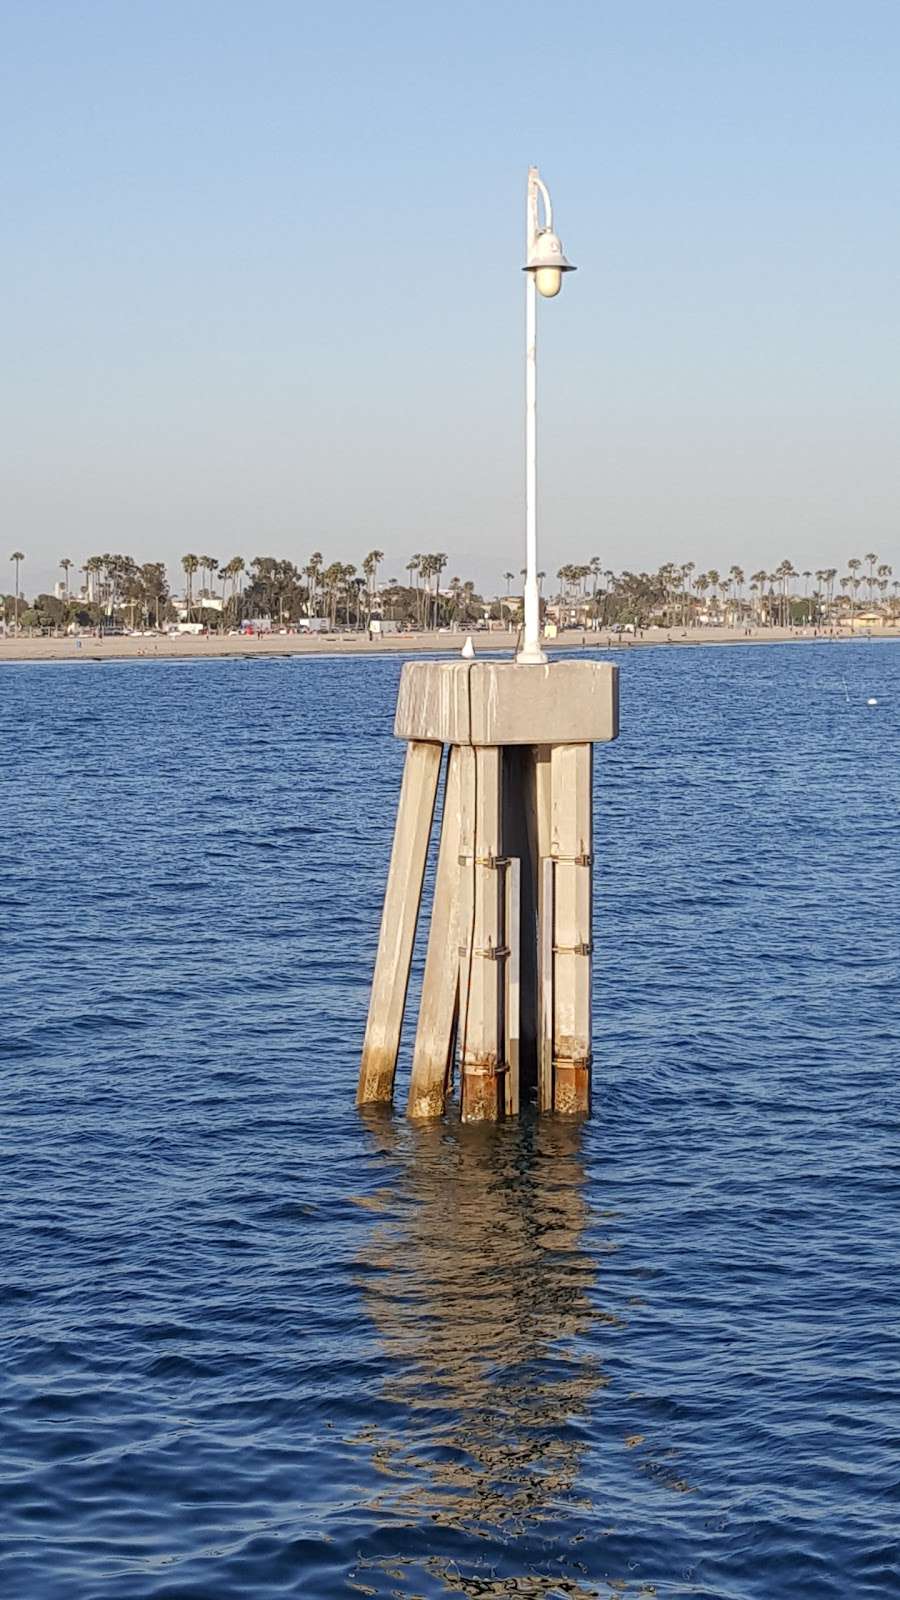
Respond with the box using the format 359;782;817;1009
519;172;547;665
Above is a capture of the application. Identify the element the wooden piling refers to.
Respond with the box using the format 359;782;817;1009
460;746;504;1122
534;745;554;1113
358;739;443;1106
407;746;471;1118
549;743;593;1115
504;855;521;1117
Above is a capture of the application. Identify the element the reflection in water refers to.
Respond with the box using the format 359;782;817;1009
350;1113;635;1597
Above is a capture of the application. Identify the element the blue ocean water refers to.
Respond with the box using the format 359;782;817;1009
1;642;898;1600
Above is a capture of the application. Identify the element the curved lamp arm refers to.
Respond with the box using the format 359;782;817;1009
527;166;554;247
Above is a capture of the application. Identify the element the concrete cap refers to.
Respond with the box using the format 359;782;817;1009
394;659;619;747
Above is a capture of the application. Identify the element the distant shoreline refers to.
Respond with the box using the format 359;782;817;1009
1;624;897;666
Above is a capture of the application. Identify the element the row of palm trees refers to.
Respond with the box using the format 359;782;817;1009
546;554;897;627
179;551;389;627
154;549;456;628
5;545;898;634
176;550;472;630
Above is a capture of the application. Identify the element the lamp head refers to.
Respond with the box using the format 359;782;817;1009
524;227;575;297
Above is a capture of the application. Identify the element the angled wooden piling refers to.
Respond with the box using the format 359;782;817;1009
358;739;443;1106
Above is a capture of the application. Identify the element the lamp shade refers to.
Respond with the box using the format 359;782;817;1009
523;227;575;277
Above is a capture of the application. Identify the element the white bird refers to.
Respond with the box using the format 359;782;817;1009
461;636;475;659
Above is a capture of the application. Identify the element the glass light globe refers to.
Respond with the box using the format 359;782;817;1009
535;265;562;298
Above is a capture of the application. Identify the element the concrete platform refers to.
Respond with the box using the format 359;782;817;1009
394;659;619;747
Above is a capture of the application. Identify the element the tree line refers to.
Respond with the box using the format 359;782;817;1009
553;555;896;627
1;549;488;632
3;546;897;634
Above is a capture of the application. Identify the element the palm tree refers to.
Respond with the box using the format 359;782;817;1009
675;566;688;627
407;554;422;625
9;551;24;633
181;553;199;621
320;561;342;629
656;562;677;626
772;560;795;627
194;556;217;605
347;571;365;628
432;552;448;628
847;558;862;621
230;556;246;615
418;556;434;627
340;565;355;627
801;570;812;622
84;555;103;607
303;551;322;617
784;563;798;627
110;555;136;624
814;569;826;625
864;552;878;607
59;557;73;599
362;549;384;617
418;555;439;629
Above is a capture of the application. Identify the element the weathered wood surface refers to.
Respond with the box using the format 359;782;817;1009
504;855;521;1117
549;742;593;1115
407;746;471;1117
358;739;443;1105
534;746;554;1112
540;854;555;1114
460;746;504;1122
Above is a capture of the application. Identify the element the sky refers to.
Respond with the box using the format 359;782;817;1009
3;0;900;597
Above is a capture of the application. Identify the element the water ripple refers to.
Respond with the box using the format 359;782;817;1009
1;646;898;1597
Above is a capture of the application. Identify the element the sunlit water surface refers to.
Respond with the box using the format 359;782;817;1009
1;643;898;1599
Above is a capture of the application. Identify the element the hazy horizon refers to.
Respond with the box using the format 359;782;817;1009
5;2;899;598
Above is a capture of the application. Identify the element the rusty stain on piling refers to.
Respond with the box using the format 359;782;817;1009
553;1060;591;1116
460;1060;505;1122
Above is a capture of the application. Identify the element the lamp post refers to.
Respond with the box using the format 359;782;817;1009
518;167;575;665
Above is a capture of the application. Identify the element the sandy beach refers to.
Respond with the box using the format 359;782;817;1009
1;623;896;665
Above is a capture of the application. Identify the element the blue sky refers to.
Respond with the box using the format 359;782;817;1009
4;1;900;596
